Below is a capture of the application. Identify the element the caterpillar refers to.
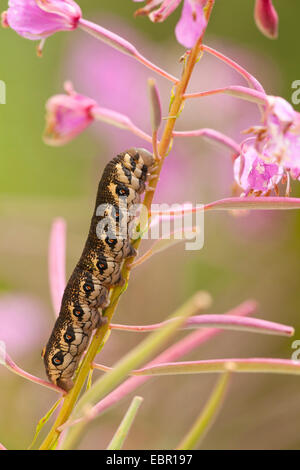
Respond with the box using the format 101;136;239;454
43;148;154;392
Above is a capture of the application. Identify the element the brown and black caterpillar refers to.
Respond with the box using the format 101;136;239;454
43;148;154;392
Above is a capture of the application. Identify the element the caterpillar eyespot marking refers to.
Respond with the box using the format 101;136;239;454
73;305;83;318
105;236;117;248
96;256;108;274
43;148;154;392
83;281;94;294
64;327;75;344
52;351;64;366
116;184;130;197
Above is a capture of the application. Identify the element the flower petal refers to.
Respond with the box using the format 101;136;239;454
175;0;207;48
5;0;81;40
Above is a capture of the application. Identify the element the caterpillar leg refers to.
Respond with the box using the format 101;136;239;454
112;272;125;287
95;313;108;329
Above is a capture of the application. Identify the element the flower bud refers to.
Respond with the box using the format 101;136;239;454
44;82;96;146
254;0;278;39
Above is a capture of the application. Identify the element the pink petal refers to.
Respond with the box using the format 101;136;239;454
175;0;207;48
234;144;283;193
44;88;97;145
149;0;182;22
6;0;81;40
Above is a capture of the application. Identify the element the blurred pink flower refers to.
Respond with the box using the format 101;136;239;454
2;0;81;40
0;293;48;356
265;97;300;181
265;96;296;136
243;96;300;185
134;0;207;48
234;143;283;195
44;81;153;146
44;82;97;146
254;0;278;39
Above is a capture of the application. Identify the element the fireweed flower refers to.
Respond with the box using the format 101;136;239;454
263;98;300;179
44;81;153;146
44;82;97;145
234;96;300;195
134;0;207;48
264;96;296;136
254;0;278;39
2;0;81;40
234;143;283;196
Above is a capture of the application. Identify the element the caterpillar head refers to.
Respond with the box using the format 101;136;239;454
43;345;75;392
43;322;78;393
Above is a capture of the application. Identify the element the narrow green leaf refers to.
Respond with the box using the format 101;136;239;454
107;396;143;450
133;358;300;377
96;329;111;354
86;368;94;391
28;398;62;450
177;373;230;450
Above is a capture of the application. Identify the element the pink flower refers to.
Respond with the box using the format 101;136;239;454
44;82;97;145
134;0;207;48
2;0;81;40
234;143;283;195
265;96;296;136
254;0;278;39
241;96;300;187
265;98;300;179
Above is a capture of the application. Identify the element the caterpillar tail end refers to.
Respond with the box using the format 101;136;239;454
57;378;74;393
135;148;154;167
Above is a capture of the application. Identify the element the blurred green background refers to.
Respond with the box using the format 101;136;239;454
1;0;300;450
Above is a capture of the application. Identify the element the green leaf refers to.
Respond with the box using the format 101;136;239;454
28;398;62;450
133;358;300;377
86;368;94;391
177;373;230;449
107;396;143;450
96;329;111;354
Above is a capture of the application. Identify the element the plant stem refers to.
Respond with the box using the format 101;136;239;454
78;18;179;84
39;2;215;451
173;128;240;154
184;85;266;104
201;45;265;93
